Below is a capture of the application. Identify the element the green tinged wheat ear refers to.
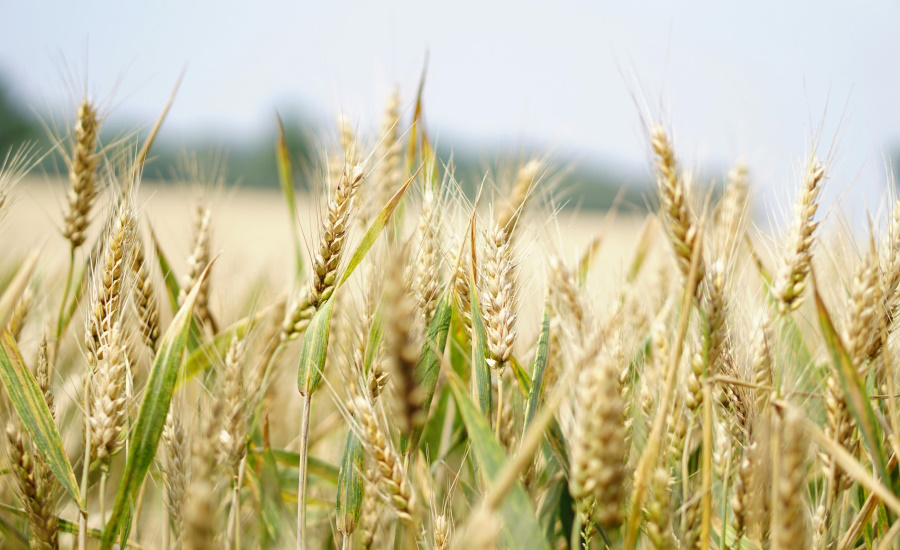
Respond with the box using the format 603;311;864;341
773;157;826;313
63;99;101;249
351;396;416;523
183;400;223;550
772;410;809;550
281;292;312;342
7;422;59;550
651;124;704;283
179;203;214;331
569;352;626;528
308;163;365;309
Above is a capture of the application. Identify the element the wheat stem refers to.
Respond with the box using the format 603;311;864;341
297;392;312;550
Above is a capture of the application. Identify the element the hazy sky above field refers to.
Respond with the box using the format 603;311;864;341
1;0;899;222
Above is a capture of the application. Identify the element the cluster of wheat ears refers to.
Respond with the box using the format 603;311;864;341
0;79;898;550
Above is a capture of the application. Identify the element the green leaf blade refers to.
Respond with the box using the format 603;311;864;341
813;280;891;490
524;300;552;431
297;298;334;396
469;279;492;422
335;431;364;535
446;370;550;550
400;290;451;455
0;331;81;507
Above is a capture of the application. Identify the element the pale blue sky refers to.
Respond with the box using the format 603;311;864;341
1;0;899;221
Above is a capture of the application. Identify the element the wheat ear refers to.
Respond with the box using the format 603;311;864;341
63;99;101;249
482;222;517;371
7;286;32;341
89;321;128;464
385;268;424;436
308;164;365;309
371;88;402;224
569;353;626;528
651;124;704;282
130;228;160;353
351;396;417;523
498;159;542;236
183;400;222;550
772;410;809;550
179;203;214;332
86;202;135;365
7;423;59;550
415;181;442;325
773;158;826;313
163;409;188;542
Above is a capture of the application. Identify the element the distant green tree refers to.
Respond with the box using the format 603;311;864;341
0;82;38;155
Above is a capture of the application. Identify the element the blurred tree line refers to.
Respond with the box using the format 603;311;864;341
0;78;644;211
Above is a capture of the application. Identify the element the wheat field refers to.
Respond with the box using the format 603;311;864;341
0;84;896;550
